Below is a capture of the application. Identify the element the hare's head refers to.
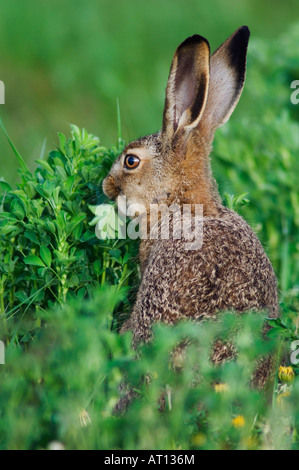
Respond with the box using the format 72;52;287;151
103;26;250;216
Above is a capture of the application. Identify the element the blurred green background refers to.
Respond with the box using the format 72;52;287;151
0;0;298;183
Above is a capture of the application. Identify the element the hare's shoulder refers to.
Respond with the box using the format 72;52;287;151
145;207;266;270
203;208;261;250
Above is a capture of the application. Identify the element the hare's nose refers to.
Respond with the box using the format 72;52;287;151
102;175;120;201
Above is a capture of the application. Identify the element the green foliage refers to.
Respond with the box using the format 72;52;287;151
1;295;299;450
0;125;137;342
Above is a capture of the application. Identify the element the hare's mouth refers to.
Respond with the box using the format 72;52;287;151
102;175;121;201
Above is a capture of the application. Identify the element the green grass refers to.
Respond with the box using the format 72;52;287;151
0;9;299;451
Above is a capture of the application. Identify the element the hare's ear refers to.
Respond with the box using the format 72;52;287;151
200;26;250;134
162;35;210;145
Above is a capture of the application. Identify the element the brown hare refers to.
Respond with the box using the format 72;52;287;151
103;26;279;389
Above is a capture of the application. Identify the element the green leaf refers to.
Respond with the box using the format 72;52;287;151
0;180;12;193
0;212;18;220
55;166;68;181
40;246;52;267
24;230;40;244
267;318;283;328
36;159;55;175
15;291;29;304
24;255;46;268
58;132;66;152
73;221;83;240
1;225;19;235
71;213;86;226
80;230;96;242
45;220;56;234
77;287;86;300
53;186;61;205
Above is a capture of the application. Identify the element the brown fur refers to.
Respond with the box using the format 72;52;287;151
103;26;279;390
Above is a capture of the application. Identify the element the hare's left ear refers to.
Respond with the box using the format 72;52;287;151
162;35;210;146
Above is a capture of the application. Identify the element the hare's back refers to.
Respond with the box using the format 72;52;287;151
144;208;278;320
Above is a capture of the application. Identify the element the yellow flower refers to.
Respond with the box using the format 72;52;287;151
214;383;230;393
278;366;295;384
232;415;245;428
192;433;207;447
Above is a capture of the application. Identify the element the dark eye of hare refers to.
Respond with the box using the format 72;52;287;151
124;154;140;170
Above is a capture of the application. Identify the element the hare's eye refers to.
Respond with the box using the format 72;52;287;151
124;154;140;170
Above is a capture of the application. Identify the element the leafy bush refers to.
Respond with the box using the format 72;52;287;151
0;125;137;343
1;293;299;450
